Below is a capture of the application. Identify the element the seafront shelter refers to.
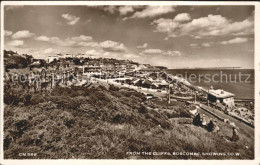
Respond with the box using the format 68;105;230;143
208;89;235;108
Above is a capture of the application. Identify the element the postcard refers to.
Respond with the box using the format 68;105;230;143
0;1;259;165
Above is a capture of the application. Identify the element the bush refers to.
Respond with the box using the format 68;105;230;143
23;94;32;106
36;101;57;111
109;84;119;91
138;105;148;114
3;80;254;159
30;93;45;105
112;113;131;124
51;86;70;96
97;85;107;91
179;109;191;118
4;86;28;105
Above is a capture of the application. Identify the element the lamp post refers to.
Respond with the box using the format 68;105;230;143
195;91;196;104
168;84;173;104
195;91;198;104
207;89;209;106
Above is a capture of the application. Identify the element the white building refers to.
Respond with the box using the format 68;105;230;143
47;55;59;63
208;89;235;107
62;54;73;58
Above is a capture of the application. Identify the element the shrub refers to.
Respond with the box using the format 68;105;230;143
112;113;128;124
109;84;119;91
3;80;254;159
97;85;107;91
23;94;32;106
138;105;148;114
30;93;45;105
4;86;28;105
36;101;57;111
179;109;191;118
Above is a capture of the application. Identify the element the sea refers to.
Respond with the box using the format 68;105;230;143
166;69;254;100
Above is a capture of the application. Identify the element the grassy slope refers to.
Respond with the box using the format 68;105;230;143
4;85;254;159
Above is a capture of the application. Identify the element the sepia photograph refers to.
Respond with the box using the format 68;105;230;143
0;1;258;163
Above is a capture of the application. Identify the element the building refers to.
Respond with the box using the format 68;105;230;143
103;63;115;72
207;88;235;107
61;53;73;58
47;55;59;63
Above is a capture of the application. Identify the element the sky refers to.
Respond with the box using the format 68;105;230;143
4;5;254;69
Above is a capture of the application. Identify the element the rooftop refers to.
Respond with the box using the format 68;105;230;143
209;89;235;98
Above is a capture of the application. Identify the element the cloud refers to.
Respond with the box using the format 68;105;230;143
190;43;198;47
137;43;148;49
201;43;211;47
152;14;254;39
70;35;93;42
141;48;182;57
84;19;92;24
190;42;212;48
173;13;191;22
118;6;135;15
35;35;97;47
85;49;101;56
103;6;117;14
100;40;127;52
190;43;200;48
142;49;163;54
7;40;24;47
165;50;182;56
123;53;139;59
126;6;175;19
152;18;179;37
12;30;35;39
43;48;54;54
85;49;138;60
220;37;249;45
93;6;118;14
62;13;80;25
35;36;50;41
77;42;99;47
4;30;12;37
97;6;140;15
97;6;174;19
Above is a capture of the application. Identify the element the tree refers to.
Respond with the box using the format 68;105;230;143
73;58;82;65
39;59;47;68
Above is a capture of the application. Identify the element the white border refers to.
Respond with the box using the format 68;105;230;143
0;1;259;165
254;2;260;165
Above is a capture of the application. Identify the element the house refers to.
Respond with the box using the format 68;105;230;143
151;79;169;88
47;55;59;63
103;63;115;71
207;88;235;107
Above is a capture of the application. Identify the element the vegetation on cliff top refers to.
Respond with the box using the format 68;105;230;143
4;84;254;159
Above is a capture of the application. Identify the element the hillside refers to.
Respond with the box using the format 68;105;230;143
4;84;254;159
4;50;33;70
